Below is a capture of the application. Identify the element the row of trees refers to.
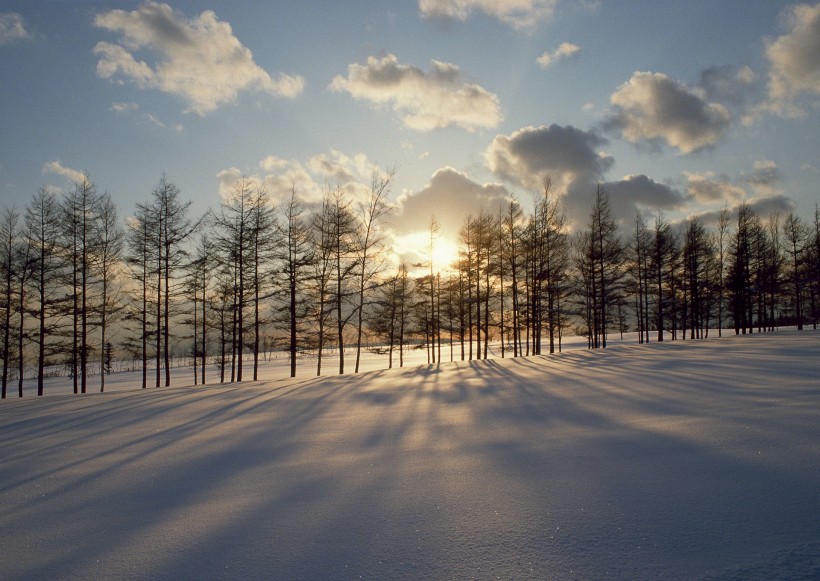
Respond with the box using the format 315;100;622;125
369;178;820;370
1;170;818;397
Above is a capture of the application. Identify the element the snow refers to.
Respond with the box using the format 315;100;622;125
1;331;819;579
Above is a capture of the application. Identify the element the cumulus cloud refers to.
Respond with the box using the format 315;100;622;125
607;71;732;154
393;167;510;238
42;160;85;184
93;2;304;114
484;124;692;227
0;12;30;45
683;171;746;204
330;54;501;132
485;124;612;193
536;42;580;68
418;0;558;29
218;151;387;208
764;2;820;116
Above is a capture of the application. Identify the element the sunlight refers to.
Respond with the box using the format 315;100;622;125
393;231;460;273
431;236;459;271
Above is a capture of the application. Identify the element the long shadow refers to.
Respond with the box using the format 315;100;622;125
2;334;819;579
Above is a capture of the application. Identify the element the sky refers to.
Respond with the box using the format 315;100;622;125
1;1;818;266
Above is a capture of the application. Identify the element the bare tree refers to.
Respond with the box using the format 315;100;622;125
782;213;807;330
0;206;19;398
96;193;124;392
276;186;314;378
503;198;524;356
325;186;359;374
352;168;394;373
62;173;101;393
716;205;730;336
26;188;64;395
588;185;623;348
151;176;197;386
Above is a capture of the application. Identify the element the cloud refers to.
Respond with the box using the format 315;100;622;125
93;2;304;114
747;194;795;217
536;42;580;68
763;2;820;116
699;65;757;107
683;171;746;204
330;54;501;131
42;160;84;184
690;194;796;228
110;101;183;131
602;174;687;220
218;151;387;208
393;166;510;239
607;71;732;154
418;0;558;29
744;159;783;195
0;12;30;45
485;124;612;193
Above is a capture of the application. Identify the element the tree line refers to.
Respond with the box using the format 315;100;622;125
1;171;818;397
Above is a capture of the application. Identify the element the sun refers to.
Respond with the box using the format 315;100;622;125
431;236;459;271
393;231;460;273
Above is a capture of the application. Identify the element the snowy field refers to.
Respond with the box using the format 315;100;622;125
1;331;819;580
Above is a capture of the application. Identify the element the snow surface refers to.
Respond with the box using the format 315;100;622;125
1;331;819;580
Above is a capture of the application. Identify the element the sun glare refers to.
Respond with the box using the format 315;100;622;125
394;232;460;273
431;237;459;271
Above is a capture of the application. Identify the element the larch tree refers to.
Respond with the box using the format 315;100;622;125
353;168;394;373
152;176;197;387
96;193;124;392
651;212;677;342
781;213;806;329
502;198;524;357
588;185;623;348
125;203;157;389
248;184;276;381
310;194;336;376
61;173;101;394
276;186;314;378
25;188;64;396
716;205;731;336
534;178;569;354
0;207;20;398
325;186;359;375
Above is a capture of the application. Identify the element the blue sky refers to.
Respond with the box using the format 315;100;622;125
1;1;818;260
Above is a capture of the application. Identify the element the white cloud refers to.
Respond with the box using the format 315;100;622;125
419;0;558;29
42;160;84;184
607;71;732;154
763;2;820;117
0;12;31;45
330;54;501;132
93;2;304;115
219;151;386;208
536;42;580;68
